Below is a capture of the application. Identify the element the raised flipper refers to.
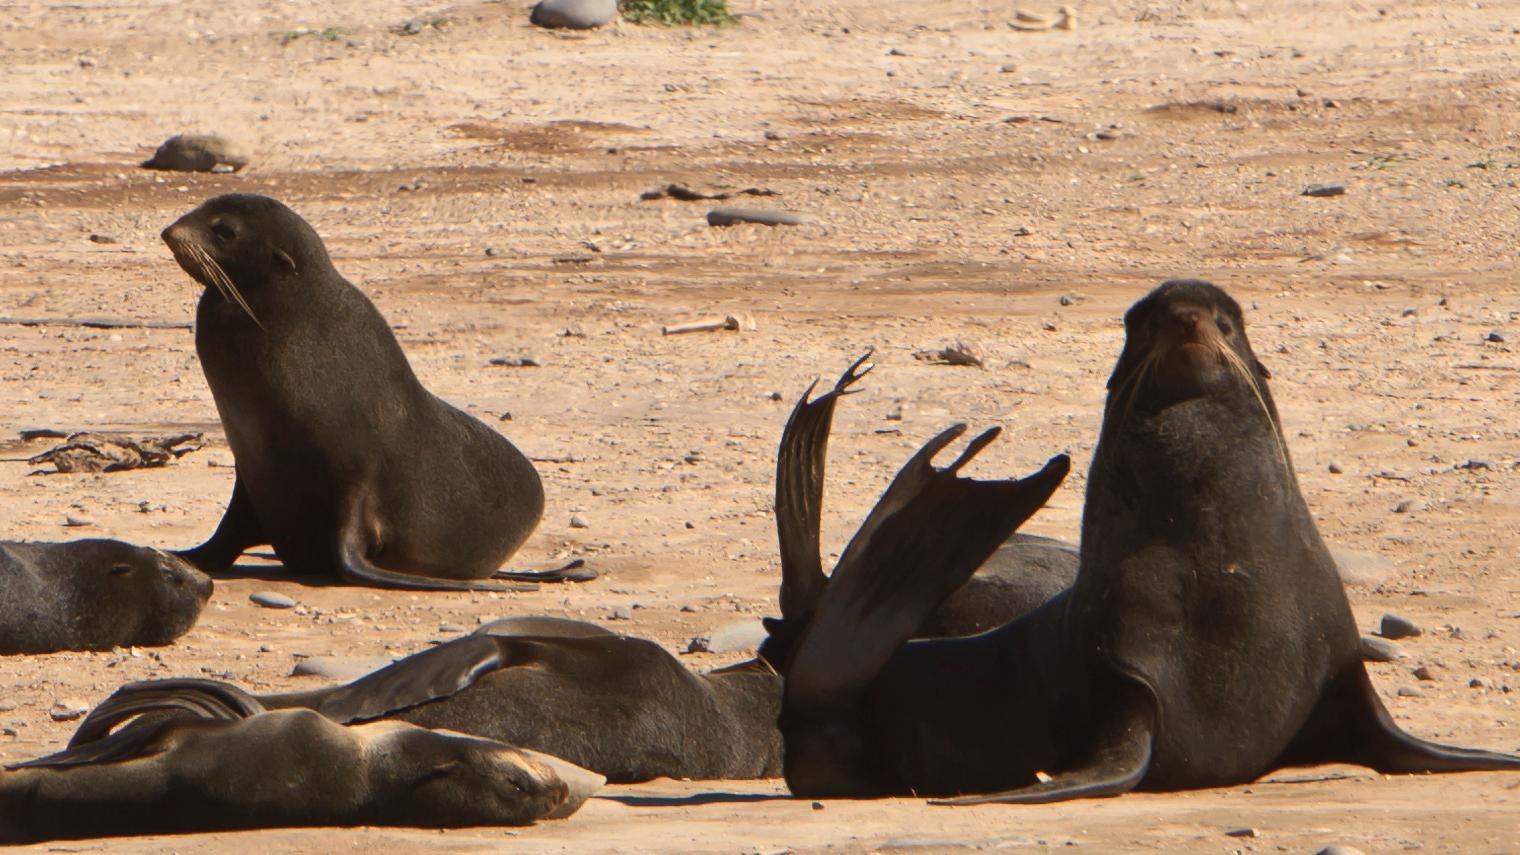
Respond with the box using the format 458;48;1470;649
334;490;538;592
493;559;599;584
262;634;509;724
9;716;219;771
932;677;1155;805
65;677;266;751
784;426;1069;709
774;351;873;622
1285;663;1520;774
176;476;266;573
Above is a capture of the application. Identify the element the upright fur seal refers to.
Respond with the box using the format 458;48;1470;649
0;708;599;842
69;356;1071;782
778;280;1520;801
0;539;211;654
163;194;558;591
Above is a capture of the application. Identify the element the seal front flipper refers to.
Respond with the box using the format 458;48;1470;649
176;476;266;573
785;427;1069;707
275;635;509;724
66;677;267;753
933;677;1156;806
1282;663;1520;774
774;351;874;623
333;491;537;592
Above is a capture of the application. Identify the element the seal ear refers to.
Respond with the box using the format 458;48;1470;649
1255;359;1272;379
272;248;297;275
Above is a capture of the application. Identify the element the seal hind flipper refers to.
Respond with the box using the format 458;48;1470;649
1282;664;1520;774
67;677;266;751
774;350;873;622
177;476;267;573
785;428;1069;707
334;491;537;593
933;677;1155;805
491;558;599;584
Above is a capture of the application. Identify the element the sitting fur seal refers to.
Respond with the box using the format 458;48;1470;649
777;280;1520;801
69;356;1071;782
0;539;211;654
0;707;600;842
162;194;567;591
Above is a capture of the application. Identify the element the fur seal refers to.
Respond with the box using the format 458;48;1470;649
0;539;211;654
777;280;1520;801
68;356;1071;782
163;193;565;591
140;134;249;173
0;707;600;842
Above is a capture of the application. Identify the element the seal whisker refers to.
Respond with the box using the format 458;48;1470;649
189;243;262;328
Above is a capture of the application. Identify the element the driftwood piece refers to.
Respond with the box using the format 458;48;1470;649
27;432;206;474
661;313;757;336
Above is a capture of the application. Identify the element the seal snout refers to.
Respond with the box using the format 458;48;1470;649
158;550;214;602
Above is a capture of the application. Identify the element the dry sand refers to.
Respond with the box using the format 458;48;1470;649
1;0;1518;851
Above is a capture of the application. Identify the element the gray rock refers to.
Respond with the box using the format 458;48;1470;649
530;0;617;29
1359;635;1405;662
570;514;590;529
1379;612;1422;639
250;591;296;609
607;605;633;621
1330;548;1394;588
687;620;769;655
62;514;92;528
49;699;88;722
1315;846;1368;855
141;133;249;173
1412;664;1437;681
1302;182;1346;197
707;207;817;227
1396;686;1423;697
291;655;394;681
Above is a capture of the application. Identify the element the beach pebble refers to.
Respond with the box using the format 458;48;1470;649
291;656;394;681
250;591;296;609
707;207;816;226
49;699;89;722
1302;182;1346;197
1359;636;1405;662
1379;613;1422;639
530;0;617;29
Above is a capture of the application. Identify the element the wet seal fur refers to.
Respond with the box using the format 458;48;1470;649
777;280;1520;801
70;356;1072;782
163;194;558;591
0;539;211;654
0;708;599;842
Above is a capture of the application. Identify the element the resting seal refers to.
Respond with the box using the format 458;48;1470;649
69;356;1071;782
0;539;210;654
0;708;599;842
163;194;558;591
778;280;1520;801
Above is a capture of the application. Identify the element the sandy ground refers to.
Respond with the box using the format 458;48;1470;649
2;0;1519;851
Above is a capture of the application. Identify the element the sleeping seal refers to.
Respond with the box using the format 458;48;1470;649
161;193;566;591
778;279;1520;801
68;356;1071;782
0;708;600;842
0;539;210;654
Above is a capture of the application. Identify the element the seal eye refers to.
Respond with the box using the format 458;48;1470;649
1217;318;1234;336
211;221;236;242
108;563;134;576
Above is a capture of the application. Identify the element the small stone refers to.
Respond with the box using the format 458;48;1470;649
88;234;117;244
1327;462;1343;474
438;623;466;634
1392;500;1414;514
49;699;88;722
707;207;816;227
0;700;16;713
488;356;540;367
1412;665;1437;681
1485;330;1505;343
812;801;825;810
1059;294;1074;306
1360;636;1405;662
1302;182;1346;197
1469;677;1486;688
1223;828;1257;838
529;0;617;29
1397;686;1423;697
291;656;394;681
999;63;1017;73
1315;846;1368;855
63;514;92;527
607;605;633;621
250;591;296;609
1379;613;1422;639
1455;459;1491;471
570;514;590;529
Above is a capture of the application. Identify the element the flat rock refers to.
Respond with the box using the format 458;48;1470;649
1330;548;1394;588
49;699;88;722
141;133;249;172
1379;612;1422;639
707;207;816;226
250;590;296;609
1303;182;1346;197
530;0;617;29
1359;635;1405;662
1315;847;1368;855
291;655;394;681
688;619;768;654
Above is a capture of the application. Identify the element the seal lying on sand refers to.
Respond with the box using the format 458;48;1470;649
162;194;572;591
0;539;211;654
0;708;601;842
68;357;1071;782
777;280;1520;801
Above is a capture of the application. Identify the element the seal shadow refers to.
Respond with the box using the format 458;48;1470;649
597;792;792;808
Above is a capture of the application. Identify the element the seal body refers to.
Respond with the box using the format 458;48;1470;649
0;539;211;654
778;280;1520;801
163;194;544;591
0;709;586;842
